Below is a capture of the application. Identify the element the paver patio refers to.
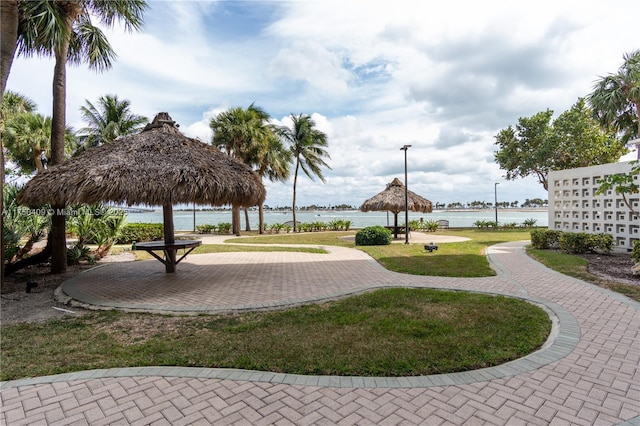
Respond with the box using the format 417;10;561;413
1;236;638;425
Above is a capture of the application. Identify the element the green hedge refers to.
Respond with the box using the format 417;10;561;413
531;229;613;254
558;232;613;254
530;229;561;249
195;224;217;234
116;223;164;244
355;226;392;246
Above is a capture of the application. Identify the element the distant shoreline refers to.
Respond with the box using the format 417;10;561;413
437;208;547;213
165;207;549;214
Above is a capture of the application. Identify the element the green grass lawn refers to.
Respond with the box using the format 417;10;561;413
0;288;550;381
229;229;532;277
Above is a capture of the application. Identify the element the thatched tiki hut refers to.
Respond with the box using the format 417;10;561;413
18;112;266;272
360;177;433;238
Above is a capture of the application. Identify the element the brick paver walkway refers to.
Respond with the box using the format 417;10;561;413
1;239;639;425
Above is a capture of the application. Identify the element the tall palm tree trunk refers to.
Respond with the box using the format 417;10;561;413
258;203;265;234
232;205;241;236
49;17;76;274
0;0;18;96
292;161;300;232
0;0;19;287
243;207;251;231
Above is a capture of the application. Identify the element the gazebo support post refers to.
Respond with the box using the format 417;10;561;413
393;212;399;239
162;203;177;273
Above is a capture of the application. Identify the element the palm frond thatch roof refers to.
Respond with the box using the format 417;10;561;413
17;112;266;208
360;177;432;214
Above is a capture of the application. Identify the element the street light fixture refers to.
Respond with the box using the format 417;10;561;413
400;145;412;244
494;182;500;224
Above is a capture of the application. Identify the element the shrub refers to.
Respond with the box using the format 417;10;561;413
328;219;352;231
632;240;640;264
298;223;314;232
217;222;232;234
3;183;49;263
116;223;163;244
473;220;498;229
558;232;588;253
196;224;217;234
269;223;286;234
67;242;95;265
3;227;21;263
530;229;561;249
522;218;538;228
558;232;613;254
310;221;328;231
410;219;439;232
424;220;440;232
67;204;126;258
355;226;392;246
588;233;614;254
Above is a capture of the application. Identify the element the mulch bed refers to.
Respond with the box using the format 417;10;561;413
576;251;639;286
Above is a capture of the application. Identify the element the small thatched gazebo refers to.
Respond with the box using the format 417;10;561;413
360;177;433;238
17;112;266;272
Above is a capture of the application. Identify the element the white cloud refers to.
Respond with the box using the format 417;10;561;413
268;41;352;95
6;0;639;209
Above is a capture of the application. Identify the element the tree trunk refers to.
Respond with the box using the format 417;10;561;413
35;153;45;173
292;160;300;232
0;0;19;290
243;207;251;231
232;206;241;236
14;234;43;261
258;203;264;234
0;0;18;96
5;239;52;276
231;205;237;235
49;15;75;273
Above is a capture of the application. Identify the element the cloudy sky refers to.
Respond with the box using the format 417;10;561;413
7;0;639;209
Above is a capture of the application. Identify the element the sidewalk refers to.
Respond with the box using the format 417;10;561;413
1;239;638;425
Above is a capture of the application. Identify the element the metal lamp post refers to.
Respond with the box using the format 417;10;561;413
401;145;412;244
494;182;500;224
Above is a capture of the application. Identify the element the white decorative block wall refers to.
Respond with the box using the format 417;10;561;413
548;162;639;252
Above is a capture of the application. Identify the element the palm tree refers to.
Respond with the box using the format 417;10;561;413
4;113;53;174
1;90;36;116
211;104;270;160
4;111;78;174
588;50;640;158
276;114;331;232
254;131;291;233
15;0;147;272
78;94;148;148
210;104;280;234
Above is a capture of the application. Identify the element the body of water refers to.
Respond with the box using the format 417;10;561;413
125;209;548;231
